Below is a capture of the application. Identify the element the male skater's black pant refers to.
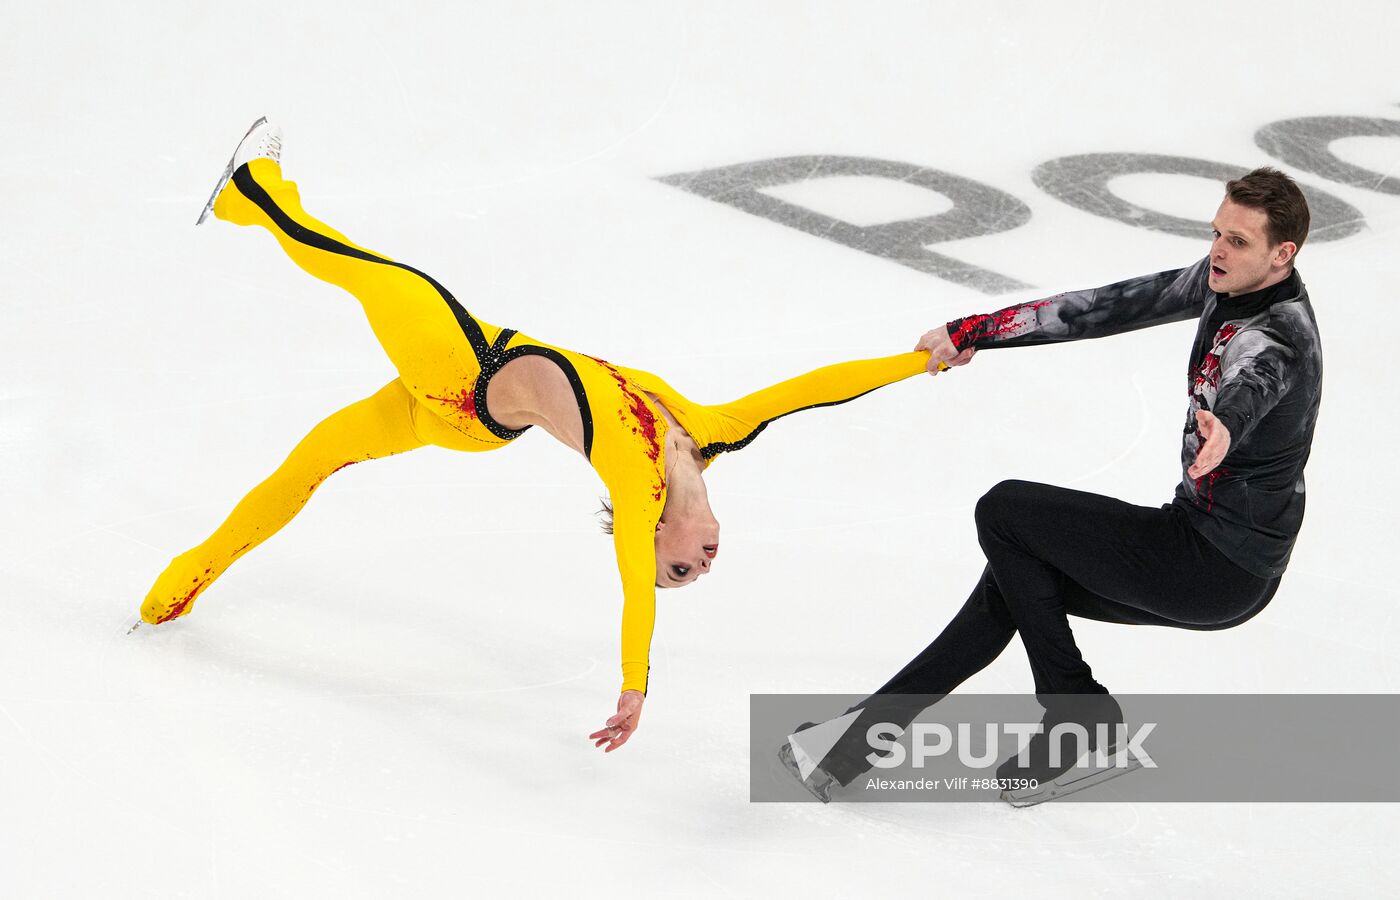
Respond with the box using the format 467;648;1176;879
820;480;1280;785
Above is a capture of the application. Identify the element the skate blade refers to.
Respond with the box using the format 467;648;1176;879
777;741;834;803
1000;752;1144;808
195;115;267;226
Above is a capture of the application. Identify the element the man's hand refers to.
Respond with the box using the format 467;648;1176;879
1188;410;1232;479
915;325;976;375
589;690;645;752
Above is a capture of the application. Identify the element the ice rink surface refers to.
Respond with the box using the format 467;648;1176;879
4;1;1399;896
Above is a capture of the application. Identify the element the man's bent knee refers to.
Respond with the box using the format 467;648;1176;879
974;479;1038;530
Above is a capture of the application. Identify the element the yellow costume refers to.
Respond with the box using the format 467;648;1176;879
141;158;929;694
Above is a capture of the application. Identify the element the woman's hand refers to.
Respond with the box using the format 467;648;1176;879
915;325;976;375
589;690;646;752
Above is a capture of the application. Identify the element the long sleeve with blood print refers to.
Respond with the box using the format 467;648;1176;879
942;257;1321;579
945;257;1213;352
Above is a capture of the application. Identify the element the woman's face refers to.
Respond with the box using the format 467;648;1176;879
654;516;720;588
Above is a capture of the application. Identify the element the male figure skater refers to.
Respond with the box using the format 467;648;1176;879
785;167;1322;804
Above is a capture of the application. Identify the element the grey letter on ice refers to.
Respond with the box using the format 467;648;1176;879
657;156;1033;295
1256;115;1400;196
1033;152;1364;244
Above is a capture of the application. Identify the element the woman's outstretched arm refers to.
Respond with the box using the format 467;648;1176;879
695;351;931;458
586;490;662;752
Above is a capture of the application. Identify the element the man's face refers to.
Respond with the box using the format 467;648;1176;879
1207;198;1296;296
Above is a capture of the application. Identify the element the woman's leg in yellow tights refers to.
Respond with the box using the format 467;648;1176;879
213;158;503;436
141;380;426;624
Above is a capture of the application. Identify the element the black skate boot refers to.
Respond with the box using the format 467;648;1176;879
997;694;1142;807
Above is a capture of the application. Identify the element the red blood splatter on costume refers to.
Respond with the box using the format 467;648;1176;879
1191;324;1239;397
1187;323;1242;512
950;299;1053;347
303;459;362;498
592;360;662;464
1192;356;1221;396
157;574;210;623
426;382;480;420
1194;468;1229;513
590;359;666;500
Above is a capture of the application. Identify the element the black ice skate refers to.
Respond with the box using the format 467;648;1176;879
997;694;1143;807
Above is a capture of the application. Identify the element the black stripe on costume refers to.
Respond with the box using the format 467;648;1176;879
467;327;527;441
232;166;464;318
698;385;889;459
232;165;585;448
493;345;595;459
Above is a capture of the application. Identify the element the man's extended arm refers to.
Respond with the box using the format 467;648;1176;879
919;257;1212;373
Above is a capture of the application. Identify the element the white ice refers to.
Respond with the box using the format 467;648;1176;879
3;1;1399;897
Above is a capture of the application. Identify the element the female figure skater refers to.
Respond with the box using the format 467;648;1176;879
140;118;938;751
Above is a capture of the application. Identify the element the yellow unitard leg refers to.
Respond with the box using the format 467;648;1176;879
142;160;511;624
209;158;515;433
141;380;426;623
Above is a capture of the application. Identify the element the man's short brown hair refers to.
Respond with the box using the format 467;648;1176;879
1225;167;1311;253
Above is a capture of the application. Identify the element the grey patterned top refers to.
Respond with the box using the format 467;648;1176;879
946;257;1322;578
